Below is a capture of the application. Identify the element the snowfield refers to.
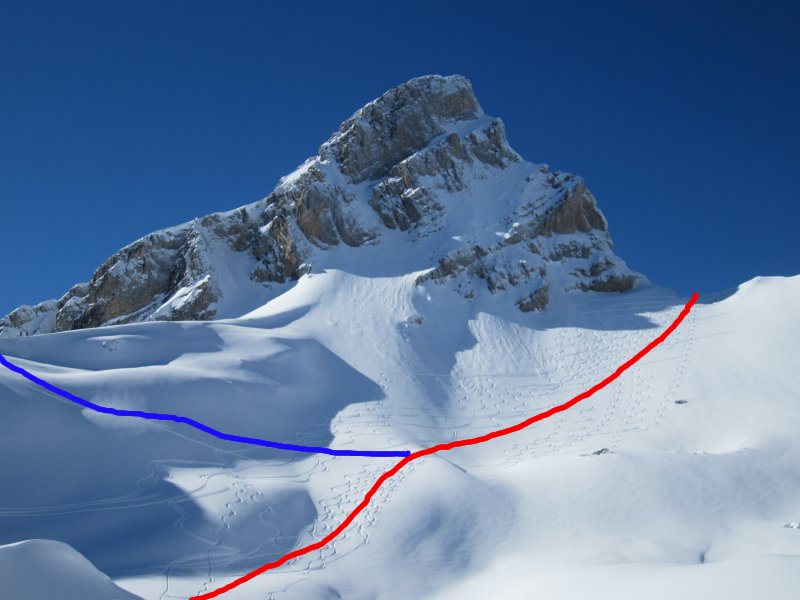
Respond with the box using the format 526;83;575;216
0;272;798;599
0;539;139;600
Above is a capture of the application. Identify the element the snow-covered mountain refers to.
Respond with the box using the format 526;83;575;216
1;76;798;600
1;75;638;337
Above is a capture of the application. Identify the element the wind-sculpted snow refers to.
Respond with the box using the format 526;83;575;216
187;292;698;599
0;352;409;457
1;274;799;599
0;540;142;599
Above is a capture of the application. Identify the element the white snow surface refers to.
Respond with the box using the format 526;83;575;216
0;539;140;599
1;274;799;599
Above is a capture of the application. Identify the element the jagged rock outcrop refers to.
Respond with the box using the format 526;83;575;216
369;118;518;231
1;74;641;337
320;75;482;183
415;166;637;306
2;300;59;336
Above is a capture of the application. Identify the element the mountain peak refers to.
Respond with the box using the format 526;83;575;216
1;76;641;337
320;74;483;183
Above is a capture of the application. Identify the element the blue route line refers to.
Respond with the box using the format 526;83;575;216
0;353;410;458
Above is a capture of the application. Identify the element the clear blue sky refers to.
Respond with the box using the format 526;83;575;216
1;1;797;315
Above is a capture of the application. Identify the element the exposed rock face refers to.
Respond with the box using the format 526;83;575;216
517;285;550;313
537;182;607;235
3;300;59;336
369;118;518;231
416;166;636;302
321;75;482;183
1;74;641;337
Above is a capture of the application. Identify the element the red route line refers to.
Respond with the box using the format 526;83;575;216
191;292;699;600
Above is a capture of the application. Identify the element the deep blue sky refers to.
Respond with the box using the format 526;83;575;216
1;1;797;315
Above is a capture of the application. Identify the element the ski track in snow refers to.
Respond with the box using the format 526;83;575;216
184;294;698;599
10;297;693;598
2;276;799;600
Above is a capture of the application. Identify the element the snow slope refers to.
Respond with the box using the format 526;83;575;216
0;539;141;599
1;273;798;599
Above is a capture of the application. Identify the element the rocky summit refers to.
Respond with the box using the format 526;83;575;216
1;75;640;337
